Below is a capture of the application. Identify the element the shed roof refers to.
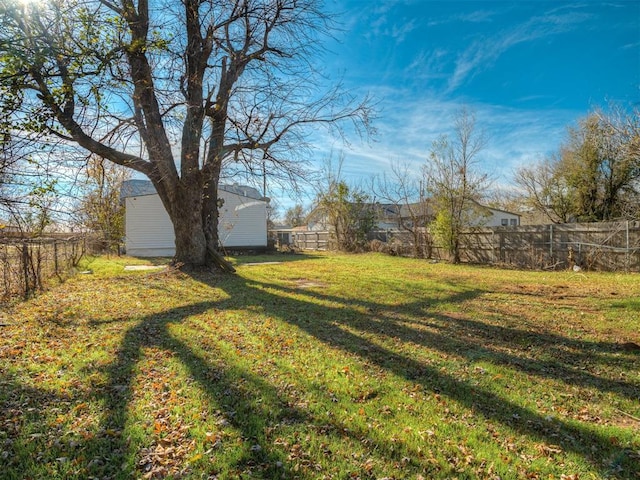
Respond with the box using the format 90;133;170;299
121;179;266;201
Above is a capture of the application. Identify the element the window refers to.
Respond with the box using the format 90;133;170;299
501;219;508;226
510;219;518;226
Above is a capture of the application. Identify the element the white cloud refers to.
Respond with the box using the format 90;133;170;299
406;49;451;81
622;41;640;50
446;7;593;93
294;90;578;196
390;19;417;42
427;8;499;27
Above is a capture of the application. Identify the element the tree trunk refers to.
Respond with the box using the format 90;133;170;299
202;175;221;255
173;215;207;267
201;164;235;273
452;245;461;264
170;185;207;266
168;183;235;273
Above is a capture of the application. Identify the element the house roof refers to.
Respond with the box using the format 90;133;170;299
121;179;266;201
468;199;521;218
221;183;265;200
120;179;157;198
304;198;520;228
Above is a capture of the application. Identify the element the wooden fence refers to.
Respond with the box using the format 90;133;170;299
458;221;640;271
279;221;640;272
277;231;330;251
0;237;85;301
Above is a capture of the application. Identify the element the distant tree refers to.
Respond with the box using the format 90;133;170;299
284;204;306;227
19;186;57;236
514;155;574;224
600;105;640;219
0;0;374;271
77;156;130;252
484;187;523;216
425;107;490;263
0;136;18;217
516;106;640;223
0;129;32;220
317;180;375;252
266;199;280;231
567;108;639;221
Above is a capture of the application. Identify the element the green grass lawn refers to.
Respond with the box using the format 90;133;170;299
1;252;639;479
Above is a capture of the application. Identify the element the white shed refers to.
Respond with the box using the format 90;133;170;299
121;180;269;257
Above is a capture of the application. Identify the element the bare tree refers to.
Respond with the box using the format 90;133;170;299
0;0;374;270
425;107;490;263
0;132;66;235
514;155;574;224
284;203;307;227
591;105;640;219
373;162;431;257
76;156;131;251
515;105;640;224
314;160;375;252
316;179;374;252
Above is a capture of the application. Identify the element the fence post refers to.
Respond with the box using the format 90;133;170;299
492;231;496;263
54;241;59;276
35;244;42;291
626;220;630;272
22;241;30;299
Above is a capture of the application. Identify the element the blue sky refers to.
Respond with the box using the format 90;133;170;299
281;0;639;208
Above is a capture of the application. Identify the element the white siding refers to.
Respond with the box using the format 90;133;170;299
125;195;175;257
483;210;520;227
125;191;267;257
218;194;268;247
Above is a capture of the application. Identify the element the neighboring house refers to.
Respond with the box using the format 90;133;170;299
304;200;520;232
121;179;269;257
373;204;405;230
270;224;308;247
305;203;402;231
468;201;521;227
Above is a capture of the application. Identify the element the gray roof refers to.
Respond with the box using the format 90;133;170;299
121;179;265;201
221;183;264;200
120;179;157;198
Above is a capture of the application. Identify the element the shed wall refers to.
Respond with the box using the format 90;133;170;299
125;192;267;257
125;195;174;257
218;194;268;248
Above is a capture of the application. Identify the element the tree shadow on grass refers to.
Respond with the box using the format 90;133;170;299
211;274;639;477
82;300;303;479
231;252;327;266
240;276;640;401
5;298;315;479
83;298;433;479
5;267;637;479
0;375;89;479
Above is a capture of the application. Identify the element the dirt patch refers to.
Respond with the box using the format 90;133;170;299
610;409;640;429
124;265;167;271
243;262;283;266
293;279;327;289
